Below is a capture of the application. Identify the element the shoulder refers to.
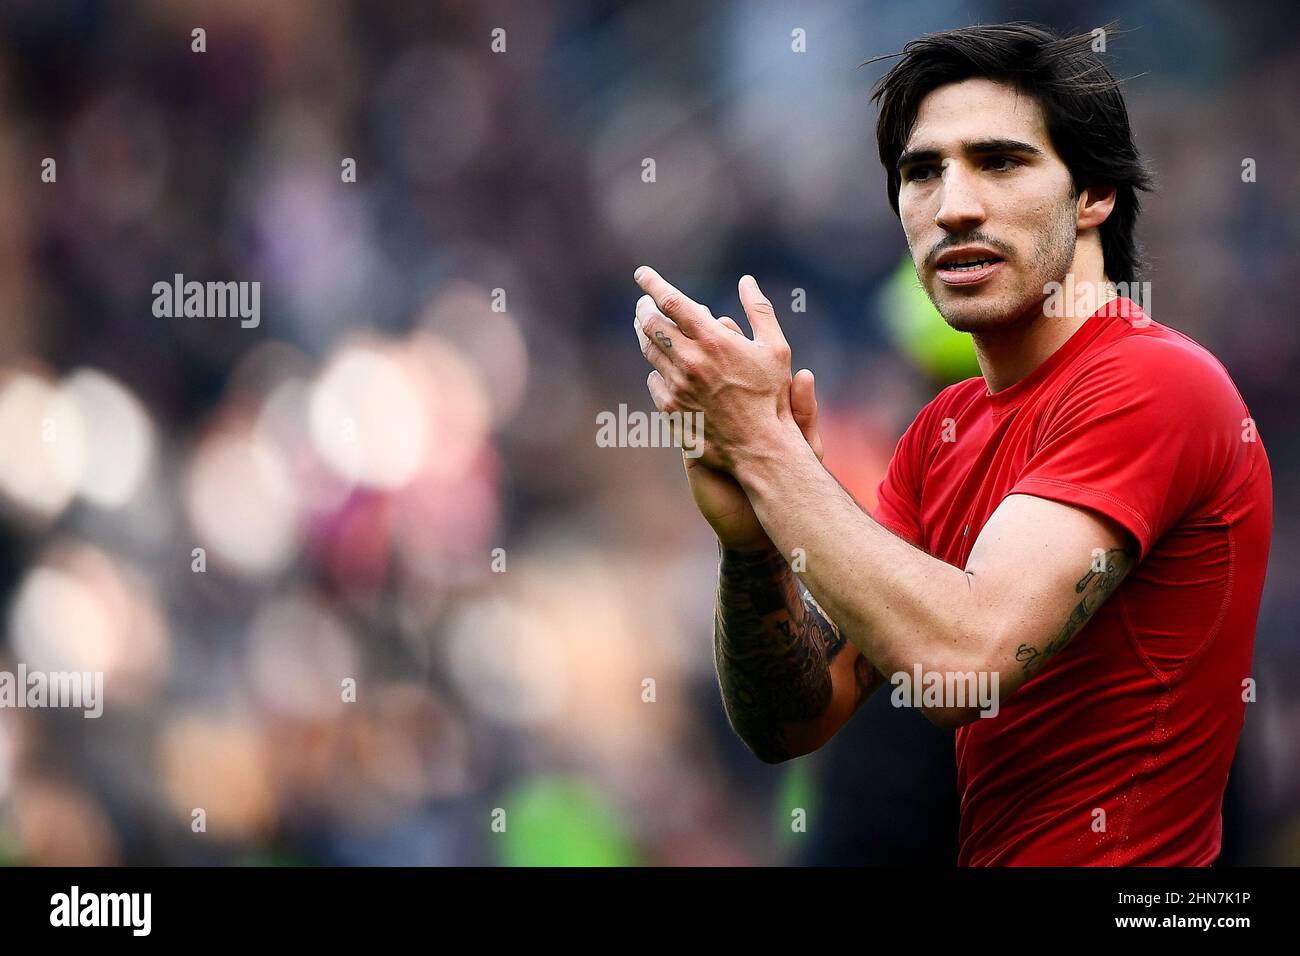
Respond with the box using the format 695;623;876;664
880;377;984;489
1045;315;1257;497
1066;317;1247;420
914;376;986;427
889;374;977;450
888;376;984;458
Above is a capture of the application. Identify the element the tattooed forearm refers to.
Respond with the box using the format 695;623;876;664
1015;541;1136;680
714;546;876;763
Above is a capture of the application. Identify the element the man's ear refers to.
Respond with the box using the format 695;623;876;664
1077;185;1117;230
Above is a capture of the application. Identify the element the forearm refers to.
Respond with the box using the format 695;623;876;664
732;423;990;679
714;544;878;763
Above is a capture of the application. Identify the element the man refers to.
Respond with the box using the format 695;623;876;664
632;23;1272;865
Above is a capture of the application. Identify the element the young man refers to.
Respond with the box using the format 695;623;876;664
632;23;1272;865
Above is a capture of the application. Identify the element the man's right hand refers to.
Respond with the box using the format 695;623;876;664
681;354;824;552
636;304;825;551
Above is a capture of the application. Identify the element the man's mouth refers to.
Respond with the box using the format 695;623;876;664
940;256;1000;271
934;247;1006;286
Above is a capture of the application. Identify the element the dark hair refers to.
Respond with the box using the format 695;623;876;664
868;22;1154;283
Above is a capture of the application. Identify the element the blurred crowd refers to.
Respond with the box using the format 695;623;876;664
0;0;1295;865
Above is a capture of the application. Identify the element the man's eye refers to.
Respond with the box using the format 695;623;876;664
903;166;936;182
984;155;1022;172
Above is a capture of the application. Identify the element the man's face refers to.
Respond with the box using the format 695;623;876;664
897;78;1081;332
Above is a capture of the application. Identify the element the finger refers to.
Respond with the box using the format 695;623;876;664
635;299;686;367
646;369;673;412
636;294;676;329
646;371;684;445
633;309;650;352
791;368;824;461
737;274;788;346
634;266;710;338
634;315;676;380
717;315;745;336
791;368;817;428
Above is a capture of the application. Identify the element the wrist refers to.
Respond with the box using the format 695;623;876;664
718;540;789;584
731;418;806;494
717;533;777;557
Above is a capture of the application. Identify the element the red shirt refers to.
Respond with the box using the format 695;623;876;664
872;297;1273;865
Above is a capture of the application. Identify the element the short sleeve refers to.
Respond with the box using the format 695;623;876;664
1006;339;1237;561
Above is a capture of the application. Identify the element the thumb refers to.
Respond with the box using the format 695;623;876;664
791;368;824;461
738;274;787;345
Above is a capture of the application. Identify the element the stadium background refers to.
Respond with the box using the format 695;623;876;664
0;0;1296;865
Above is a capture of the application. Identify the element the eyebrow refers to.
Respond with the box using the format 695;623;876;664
896;139;1044;173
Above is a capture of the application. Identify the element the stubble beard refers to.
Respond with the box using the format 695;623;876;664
921;199;1079;335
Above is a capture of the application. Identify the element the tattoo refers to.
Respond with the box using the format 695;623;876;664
714;547;877;762
1015;542;1136;681
654;329;672;349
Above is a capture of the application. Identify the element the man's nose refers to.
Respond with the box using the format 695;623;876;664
934;168;986;233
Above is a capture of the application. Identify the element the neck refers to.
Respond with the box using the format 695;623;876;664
974;249;1114;395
